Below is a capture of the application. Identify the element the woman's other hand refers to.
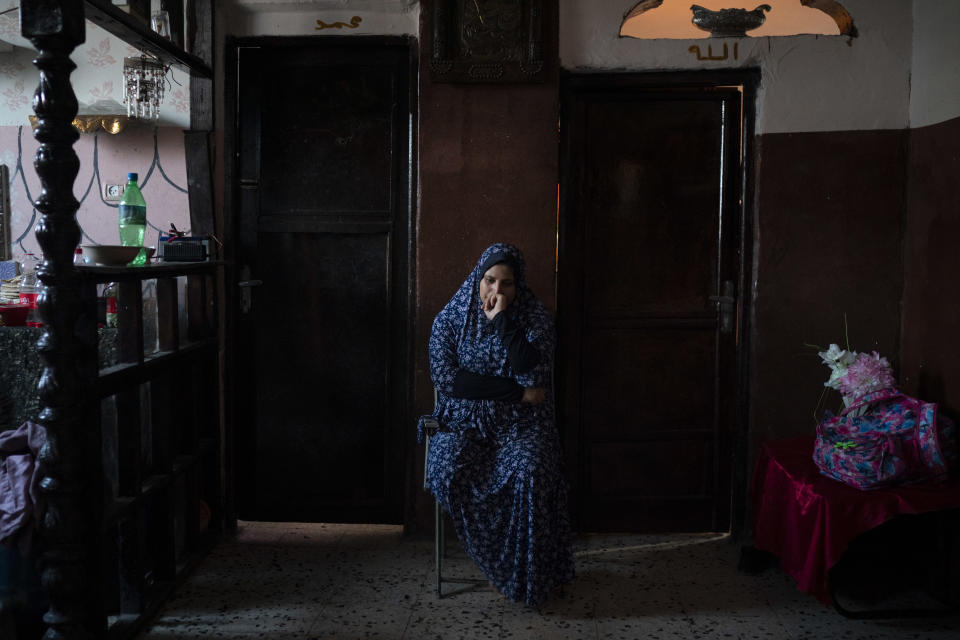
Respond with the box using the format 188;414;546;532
483;293;508;320
521;387;546;405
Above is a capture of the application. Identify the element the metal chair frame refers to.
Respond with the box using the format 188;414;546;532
421;415;488;598
422;365;557;597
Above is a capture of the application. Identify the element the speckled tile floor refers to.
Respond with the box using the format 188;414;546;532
136;522;959;640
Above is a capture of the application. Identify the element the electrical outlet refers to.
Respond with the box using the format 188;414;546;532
104;183;125;202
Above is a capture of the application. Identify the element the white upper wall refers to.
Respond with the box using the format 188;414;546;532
560;0;919;134
13;0;938;135
227;0;418;37
910;0;960;129
223;0;960;132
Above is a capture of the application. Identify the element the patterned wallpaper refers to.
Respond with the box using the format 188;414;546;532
1;125;192;263
1;2;192;264
0;1;190;128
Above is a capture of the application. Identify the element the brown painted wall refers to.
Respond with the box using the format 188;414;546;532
412;104;917;532
751;129;907;458
408;13;949;533
411;3;560;531
901;115;960;418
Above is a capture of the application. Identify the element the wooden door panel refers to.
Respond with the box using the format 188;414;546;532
259;63;396;214
590;439;712;496
581;329;715;436
255;232;390;508
585;249;717;315
236;41;410;523
586;496;717;533
583;99;721;316
560;76;742;533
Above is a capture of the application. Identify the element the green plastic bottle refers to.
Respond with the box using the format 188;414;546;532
118;172;147;266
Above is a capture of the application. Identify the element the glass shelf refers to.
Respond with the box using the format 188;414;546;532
84;0;213;77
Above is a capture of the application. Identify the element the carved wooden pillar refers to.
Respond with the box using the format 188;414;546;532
187;0;215;236
20;1;103;638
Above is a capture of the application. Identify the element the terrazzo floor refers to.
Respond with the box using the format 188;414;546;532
136;522;958;640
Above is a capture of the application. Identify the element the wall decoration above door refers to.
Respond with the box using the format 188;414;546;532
429;0;545;83
622;0;855;39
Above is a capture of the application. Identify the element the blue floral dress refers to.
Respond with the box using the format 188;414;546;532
420;243;575;607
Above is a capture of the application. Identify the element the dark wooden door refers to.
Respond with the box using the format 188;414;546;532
234;40;411;523
559;75;745;533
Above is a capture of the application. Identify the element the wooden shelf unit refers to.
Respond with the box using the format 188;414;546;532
79;262;222;638
14;0;219;635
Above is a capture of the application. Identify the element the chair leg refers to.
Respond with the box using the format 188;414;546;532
434;497;442;597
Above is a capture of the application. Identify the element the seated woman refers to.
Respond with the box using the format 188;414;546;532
422;242;574;607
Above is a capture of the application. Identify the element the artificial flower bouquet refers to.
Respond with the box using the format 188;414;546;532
817;344;897;414
811;343;958;489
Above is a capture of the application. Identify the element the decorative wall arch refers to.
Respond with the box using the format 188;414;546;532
800;0;857;37
622;0;857;38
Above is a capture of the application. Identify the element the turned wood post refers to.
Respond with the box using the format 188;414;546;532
20;1;103;638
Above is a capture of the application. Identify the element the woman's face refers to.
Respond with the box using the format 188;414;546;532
479;263;516;307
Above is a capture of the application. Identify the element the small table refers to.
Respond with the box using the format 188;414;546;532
751;436;960;617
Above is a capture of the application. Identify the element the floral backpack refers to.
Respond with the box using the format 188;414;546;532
811;345;958;490
812;387;958;490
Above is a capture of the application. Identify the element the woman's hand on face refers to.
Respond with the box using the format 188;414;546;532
483;293;508;320
521;387;546;405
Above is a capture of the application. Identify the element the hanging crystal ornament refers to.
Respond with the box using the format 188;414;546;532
122;55;167;120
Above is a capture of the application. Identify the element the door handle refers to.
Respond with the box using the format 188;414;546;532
238;265;262;315
709;280;736;334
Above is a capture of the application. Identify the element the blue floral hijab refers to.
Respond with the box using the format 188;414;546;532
426;243;555;440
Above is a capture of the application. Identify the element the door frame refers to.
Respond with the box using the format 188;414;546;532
222;35;418;527
557;69;759;536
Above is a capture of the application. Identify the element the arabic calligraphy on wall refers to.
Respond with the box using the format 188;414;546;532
689;42;739;61
316;16;363;31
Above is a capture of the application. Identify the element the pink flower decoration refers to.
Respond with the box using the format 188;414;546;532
837;351;896;403
87;39;116;67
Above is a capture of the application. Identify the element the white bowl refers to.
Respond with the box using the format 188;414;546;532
82;245;156;266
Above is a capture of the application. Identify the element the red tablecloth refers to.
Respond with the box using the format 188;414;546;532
751;436;960;605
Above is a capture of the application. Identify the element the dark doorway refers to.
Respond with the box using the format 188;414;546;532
558;71;755;533
230;38;413;523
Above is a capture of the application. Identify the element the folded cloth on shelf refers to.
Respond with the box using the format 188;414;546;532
0;274;21;303
0;261;18;281
0;422;47;549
